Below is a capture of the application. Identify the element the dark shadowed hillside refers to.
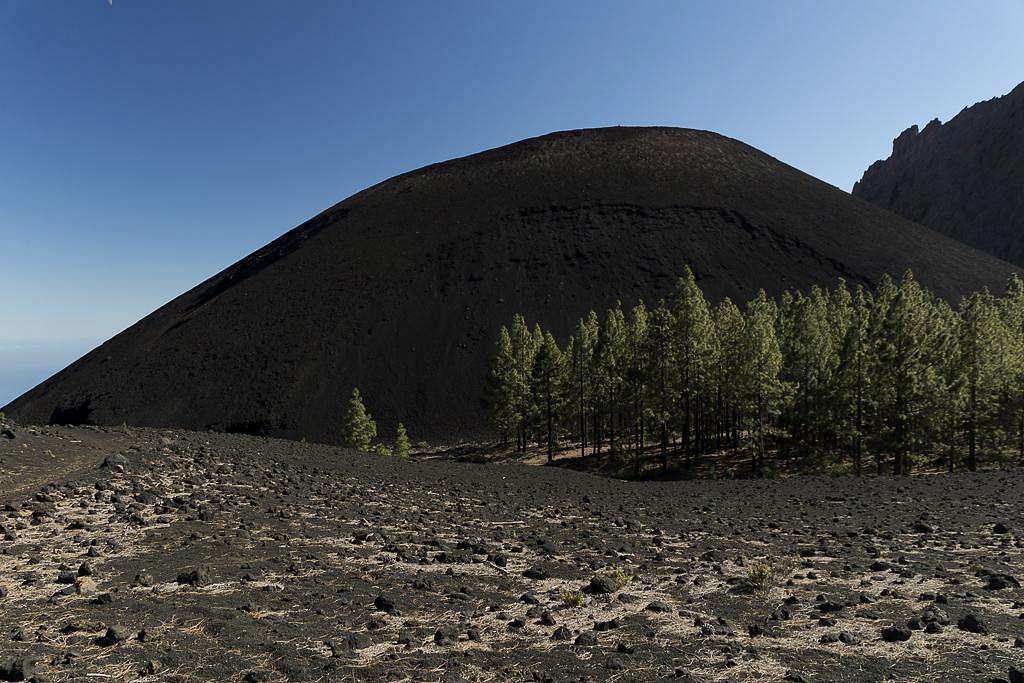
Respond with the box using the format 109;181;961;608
4;127;1019;440
853;81;1024;266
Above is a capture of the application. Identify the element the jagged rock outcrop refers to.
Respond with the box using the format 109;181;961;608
853;81;1024;266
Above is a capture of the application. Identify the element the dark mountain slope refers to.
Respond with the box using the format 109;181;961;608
853;81;1024;266
5;127;1019;440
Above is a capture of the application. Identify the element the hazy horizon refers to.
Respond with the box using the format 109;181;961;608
3;0;1024;406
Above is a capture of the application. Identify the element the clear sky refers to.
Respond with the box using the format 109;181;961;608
1;0;1023;405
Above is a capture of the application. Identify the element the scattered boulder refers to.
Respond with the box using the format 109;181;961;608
0;658;34;682
552;626;572;641
373;593;399;614
95;625;130;647
957;614;987;635
584;575;621;595
434;626;459;646
176;566;213;587
101;454;129;471
985;573;1020;591
881;625;912;642
646;600;672;613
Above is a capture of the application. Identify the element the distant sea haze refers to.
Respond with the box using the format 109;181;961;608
0;340;98;407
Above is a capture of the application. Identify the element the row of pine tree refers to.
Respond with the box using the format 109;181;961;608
486;269;1024;477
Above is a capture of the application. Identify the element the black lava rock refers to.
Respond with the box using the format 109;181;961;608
176;565;213;587
957;613;987;635
881;625;912;642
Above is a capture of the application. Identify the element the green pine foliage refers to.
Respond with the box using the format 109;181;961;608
673;268;718;463
532;331;568;461
647;300;676;470
486;325;518;444
342;387;377;452
741;291;785;476
596;302;628;454
485;268;1024;475
1002;275;1024;463
395;422;411;458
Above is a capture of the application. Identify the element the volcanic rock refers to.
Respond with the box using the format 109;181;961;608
853;81;1024;266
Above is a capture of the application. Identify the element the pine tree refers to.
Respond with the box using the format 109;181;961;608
394;422;411;458
509;314;539;450
827;279;854;353
932;298;963;471
672;267;716;462
713;297;745;461
532;331;567;462
864;274;897;473
627;301;650;468
561;335;577;445
571;312;600;457
1002;275;1024;462
780;287;837;456
487;326;518;445
873;271;940;474
531;324;548;443
741;291;784;477
342;387;377;452
647;300;676;470
835;285;873;474
595;302;628;454
958;291;1002;471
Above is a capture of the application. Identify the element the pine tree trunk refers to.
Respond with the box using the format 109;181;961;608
660;422;668;472
715;387;722;451
1018;410;1024;465
578;364;586;459
894;382;905;476
639;411;645;454
1017;409;1024;464
546;400;553;463
854;378;862;476
947;411;955;473
968;379;978;472
608;391;616;455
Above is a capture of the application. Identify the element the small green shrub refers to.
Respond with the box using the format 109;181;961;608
611;564;634;585
394;423;411;458
561;591;583;608
745;559;775;593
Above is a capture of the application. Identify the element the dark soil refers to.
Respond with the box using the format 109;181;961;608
2;424;1023;681
5;127;1020;441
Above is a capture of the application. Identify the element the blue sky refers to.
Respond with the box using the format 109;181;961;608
2;0;1023;405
